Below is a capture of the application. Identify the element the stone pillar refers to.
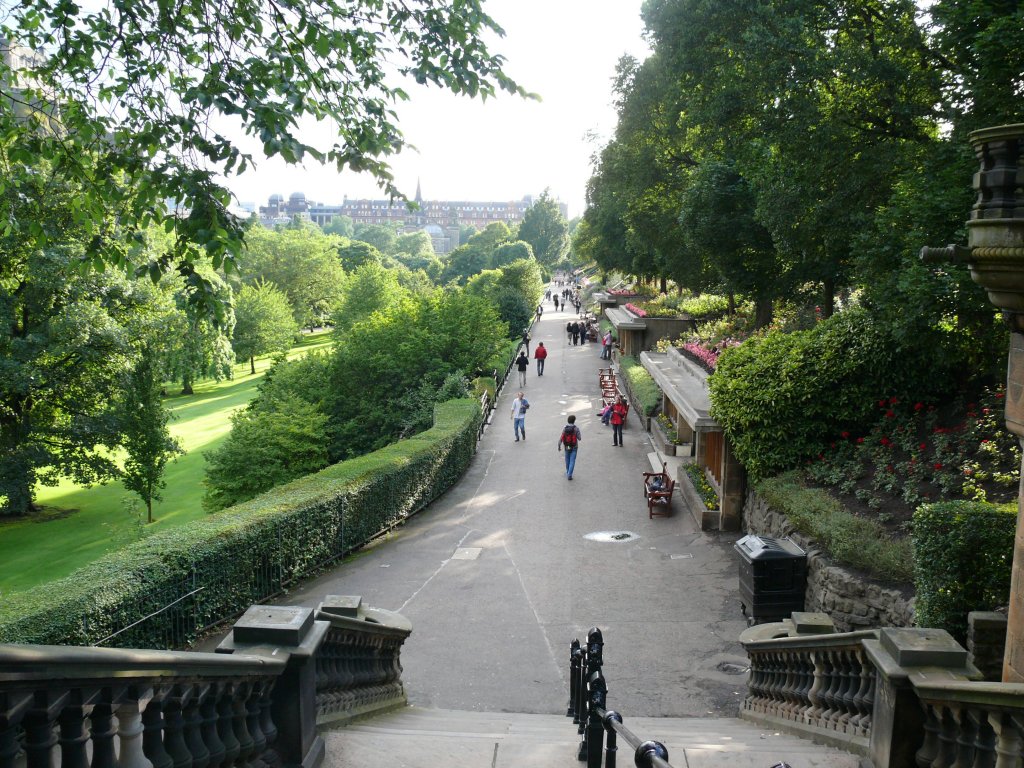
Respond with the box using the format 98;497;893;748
217;606;329;768
863;628;981;768
719;441;746;532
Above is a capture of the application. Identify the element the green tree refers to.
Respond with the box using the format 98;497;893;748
396;231;436;261
119;345;183;523
337;241;385;271
440;222;512;283
353;223;400;255
517;191;569;267
242;227;346;330
322;216;355;239
162;272;236;395
332;262;408;334
0;0;526;299
233;281;299;375
491;241;534;268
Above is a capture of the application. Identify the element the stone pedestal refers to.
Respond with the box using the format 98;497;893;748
864;628;980;768
217;606;330;768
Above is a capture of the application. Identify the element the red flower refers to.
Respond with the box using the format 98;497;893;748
886;464;894;472
982;407;991;415
919;443;927;451
856;437;865;444
881;437;892;446
964;468;973;476
878;399;887;408
934;462;943;470
818;453;824;460
841;431;850;439
885;410;895;419
830;442;836;449
914;402;924;411
889;397;899;406
981;439;991;444
996;392;1005;399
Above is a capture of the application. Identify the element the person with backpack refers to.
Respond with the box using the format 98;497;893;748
557;415;582;480
515;350;529;386
533;342;548;376
510;391;529;442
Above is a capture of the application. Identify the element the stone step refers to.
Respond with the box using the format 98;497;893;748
322;706;860;768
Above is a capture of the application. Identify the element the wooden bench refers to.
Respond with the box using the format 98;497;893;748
642;462;675;518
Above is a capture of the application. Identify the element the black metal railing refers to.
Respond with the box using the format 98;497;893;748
567;629;673;768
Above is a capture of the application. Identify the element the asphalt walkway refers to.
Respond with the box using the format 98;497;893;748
278;288;750;718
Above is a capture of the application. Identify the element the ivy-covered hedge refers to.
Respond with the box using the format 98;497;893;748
912;500;1016;642
0;399;482;649
619;356;661;416
709;308;950;479
754;473;914;583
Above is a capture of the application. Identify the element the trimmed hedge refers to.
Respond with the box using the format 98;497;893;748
619;356;660;416
0;399;482;649
754;473;914;583
912;500;1016;642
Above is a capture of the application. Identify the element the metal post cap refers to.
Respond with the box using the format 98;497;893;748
634;740;668;767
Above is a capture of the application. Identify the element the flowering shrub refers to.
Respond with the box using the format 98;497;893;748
804;387;1020;510
678;294;729;319
684;463;719;510
608;288;642;296
655;413;683;444
624;302;647;317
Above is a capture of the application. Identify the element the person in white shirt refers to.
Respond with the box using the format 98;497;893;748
510;392;529;442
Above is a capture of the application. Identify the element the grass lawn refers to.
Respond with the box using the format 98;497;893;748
0;331;334;594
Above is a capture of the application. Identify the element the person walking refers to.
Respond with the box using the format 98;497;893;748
515;350;529;386
601;330;613;360
534;342;548;376
557;415;582;480
570;321;579;346
522;329;531;355
554;295;560;311
610;395;627;446
510;391;529;442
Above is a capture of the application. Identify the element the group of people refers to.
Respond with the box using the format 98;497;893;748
566;319;596;346
514;341;547;385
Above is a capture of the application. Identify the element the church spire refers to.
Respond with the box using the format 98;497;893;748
415;177;423;204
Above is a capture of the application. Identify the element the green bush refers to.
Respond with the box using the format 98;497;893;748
755;473;914;583
619;356;660;416
912;500;1016;642
679;294;729;319
0;399;482;648
710;307;951;479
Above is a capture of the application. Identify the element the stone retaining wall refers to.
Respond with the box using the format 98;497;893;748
744;491;915;632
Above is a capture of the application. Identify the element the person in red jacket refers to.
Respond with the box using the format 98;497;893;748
534;342;548;376
610;394;628;446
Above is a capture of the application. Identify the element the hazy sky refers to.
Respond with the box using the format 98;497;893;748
224;0;651;219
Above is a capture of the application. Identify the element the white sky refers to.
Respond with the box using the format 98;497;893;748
223;0;651;220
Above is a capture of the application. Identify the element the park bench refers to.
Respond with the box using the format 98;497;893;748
642;462;675;518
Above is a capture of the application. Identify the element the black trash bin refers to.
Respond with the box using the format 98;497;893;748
734;534;807;625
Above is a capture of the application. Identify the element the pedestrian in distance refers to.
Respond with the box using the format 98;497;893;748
534;342;548;376
611;395;627;446
601;330;613;360
570;321;579;346
557;415;582;480
522;329;531;355
554;295;560;311
510;391;529;442
566;321;573;344
515;350;529;386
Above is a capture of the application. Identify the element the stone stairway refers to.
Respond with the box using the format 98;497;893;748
322;707;861;768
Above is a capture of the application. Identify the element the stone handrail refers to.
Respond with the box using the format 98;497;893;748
912;680;1024;768
738;615;1013;768
1;644;285;768
1;596;411;768
740;623;879;755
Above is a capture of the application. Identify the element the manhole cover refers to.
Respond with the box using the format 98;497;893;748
716;661;749;675
584;530;640;543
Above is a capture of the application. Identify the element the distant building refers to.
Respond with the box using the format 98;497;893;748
257;184;568;255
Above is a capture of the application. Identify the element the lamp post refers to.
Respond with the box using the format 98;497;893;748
921;122;1024;682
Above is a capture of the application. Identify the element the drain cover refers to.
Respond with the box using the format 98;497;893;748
584;530;640;543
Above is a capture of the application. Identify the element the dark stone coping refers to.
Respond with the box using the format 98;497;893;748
639;350;719;431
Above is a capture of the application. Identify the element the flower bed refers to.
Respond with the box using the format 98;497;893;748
683;464;719;511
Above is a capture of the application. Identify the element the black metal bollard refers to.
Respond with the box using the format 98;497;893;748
603;710;622;768
568;639;581;718
578;627;603;737
585;673;607;768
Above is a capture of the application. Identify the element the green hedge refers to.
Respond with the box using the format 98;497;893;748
754;473;914;583
912;500;1016;642
710;308;948;479
619;356;661;416
0;399;482;648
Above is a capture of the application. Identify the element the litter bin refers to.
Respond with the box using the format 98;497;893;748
734;534;807;625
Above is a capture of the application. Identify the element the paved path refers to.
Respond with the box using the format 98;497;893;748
276;290;750;718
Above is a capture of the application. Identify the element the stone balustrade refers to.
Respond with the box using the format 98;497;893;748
1;596;411;768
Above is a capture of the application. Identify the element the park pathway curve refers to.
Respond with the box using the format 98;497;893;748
275;288;751;718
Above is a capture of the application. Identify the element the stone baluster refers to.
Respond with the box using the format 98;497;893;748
116;692;155;768
934;704;958;768
798;653;816;721
23;699;62;768
779;652;797;717
808;650;827;726
915;703;941;768
58;705;91;768
142;694;175;768
230;685;254;768
215;688;240;768
835;651;856;728
257;684;279;768
200;692;226;768
182;692;210;768
90;703;119;768
160;695;191;768
819;651;840;725
969;707;997;768
949;704;977;768
0;694;31;768
849;651;874;732
989;711;1023;768
244;686;266;768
